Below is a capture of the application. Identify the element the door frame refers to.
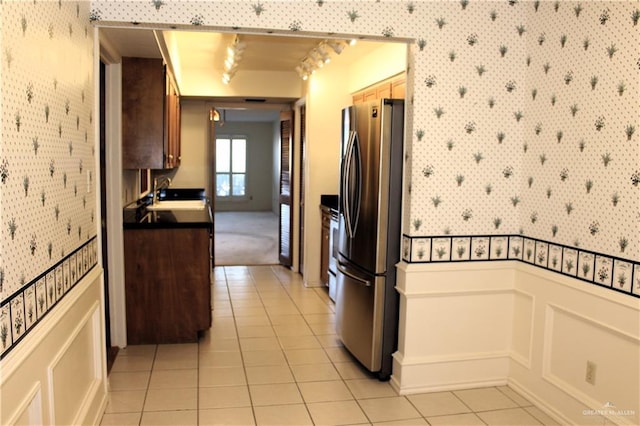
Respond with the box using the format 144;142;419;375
99;60;111;348
293;100;306;274
207;103;301;270
100;44;128;348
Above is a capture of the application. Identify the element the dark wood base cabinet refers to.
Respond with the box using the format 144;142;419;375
124;228;211;344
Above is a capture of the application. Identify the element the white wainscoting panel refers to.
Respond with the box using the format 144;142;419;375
49;302;102;425
543;304;639;426
394;261;639;425
510;263;640;426
5;383;42;425
511;289;534;368
0;268;107;425
394;262;515;393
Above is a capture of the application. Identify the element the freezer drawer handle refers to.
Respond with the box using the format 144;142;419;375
337;261;371;287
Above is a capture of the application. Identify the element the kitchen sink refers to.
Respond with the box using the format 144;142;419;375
146;200;207;210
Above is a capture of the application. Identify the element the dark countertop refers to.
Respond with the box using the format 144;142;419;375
123;204;213;230
320;194;339;212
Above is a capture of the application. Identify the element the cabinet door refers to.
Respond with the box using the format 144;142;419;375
391;78;406;99
124;228;211;344
363;88;378;102
164;76;181;168
376;82;392;99
122;57;165;169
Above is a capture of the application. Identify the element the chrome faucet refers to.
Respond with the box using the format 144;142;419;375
152;175;172;204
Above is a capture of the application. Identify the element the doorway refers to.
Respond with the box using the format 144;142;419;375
207;106;287;267
98;27;405;345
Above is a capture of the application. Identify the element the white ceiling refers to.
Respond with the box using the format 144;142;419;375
100;27;331;70
99;27;387;121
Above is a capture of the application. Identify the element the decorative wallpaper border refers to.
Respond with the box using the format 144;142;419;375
0;237;98;359
402;234;639;299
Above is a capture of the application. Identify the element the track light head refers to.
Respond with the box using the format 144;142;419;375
316;45;331;63
326;41;345;55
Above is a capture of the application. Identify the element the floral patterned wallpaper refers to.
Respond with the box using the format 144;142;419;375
90;0;638;297
1;1;97;356
521;2;638;256
407;0;526;240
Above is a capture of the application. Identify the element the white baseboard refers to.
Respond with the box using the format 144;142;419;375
508;378;572;425
391;351;510;395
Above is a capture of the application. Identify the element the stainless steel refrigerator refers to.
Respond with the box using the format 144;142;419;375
335;98;404;380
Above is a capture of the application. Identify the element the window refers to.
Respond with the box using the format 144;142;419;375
216;136;246;197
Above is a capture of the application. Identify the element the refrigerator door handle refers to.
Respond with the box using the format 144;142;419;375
342;131;356;238
343;130;362;239
351;132;362;237
337;261;371;287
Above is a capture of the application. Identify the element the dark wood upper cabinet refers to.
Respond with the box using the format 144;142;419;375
122;57;181;169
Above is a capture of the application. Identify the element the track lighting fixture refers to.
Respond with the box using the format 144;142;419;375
222;35;245;84
294;39;352;79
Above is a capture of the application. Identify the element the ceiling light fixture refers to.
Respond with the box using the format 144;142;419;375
295;65;307;80
222;35;245;85
326;41;346;55
295;60;316;80
309;49;325;68
295;39;352;80
316;45;331;64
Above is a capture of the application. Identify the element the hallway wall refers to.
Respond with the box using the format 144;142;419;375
213;121;276;212
170;100;212;198
169;102;277;211
0;2;107;423
0;269;106;425
0;0;102;361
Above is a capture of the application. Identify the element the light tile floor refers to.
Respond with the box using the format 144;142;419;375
101;265;559;426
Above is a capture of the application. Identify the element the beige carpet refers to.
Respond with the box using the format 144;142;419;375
214;211;279;266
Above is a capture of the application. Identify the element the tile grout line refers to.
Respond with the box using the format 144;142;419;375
196;320;201;426
138;344;158;425
254;266;316;425
260;265;375;425
227;266;260;426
